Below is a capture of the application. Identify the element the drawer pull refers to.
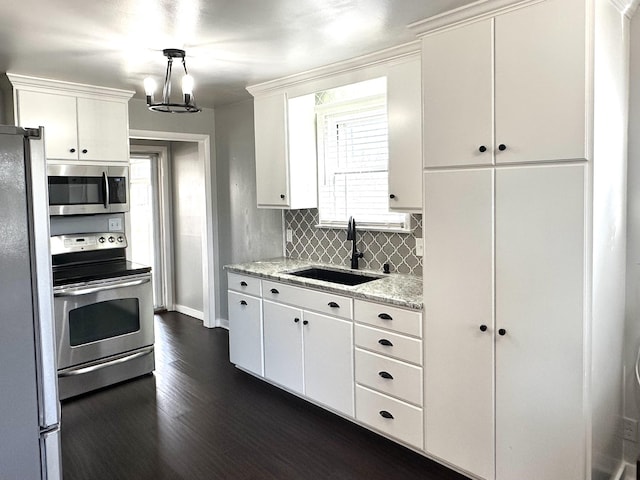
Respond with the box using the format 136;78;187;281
270;288;280;294
328;302;340;308
378;313;393;320
379;410;394;420
378;371;393;380
378;339;393;347
240;281;248;287
239;300;247;306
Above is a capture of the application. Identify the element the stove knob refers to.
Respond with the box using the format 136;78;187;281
117;236;124;243
98;237;106;244
108;236;115;243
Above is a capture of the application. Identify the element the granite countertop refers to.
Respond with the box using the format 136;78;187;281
224;257;423;311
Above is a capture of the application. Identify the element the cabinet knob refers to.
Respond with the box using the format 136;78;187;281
280;194;285;199
478;145;487;153
303;320;309;325
69;148;76;153
379;410;394;419
378;313;393;320
294;317;300;323
378;339;393;347
498;328;507;336
239;300;247;306
378;371;394;380
82;149;88;154
240;281;248;287
389;194;396;199
270;288;279;294
498;144;507;151
328;302;340;308
479;324;488;332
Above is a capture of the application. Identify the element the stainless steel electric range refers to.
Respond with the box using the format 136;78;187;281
51;232;155;400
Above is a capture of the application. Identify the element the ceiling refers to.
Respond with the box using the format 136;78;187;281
0;0;476;108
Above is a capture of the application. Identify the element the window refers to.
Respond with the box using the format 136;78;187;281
315;78;408;230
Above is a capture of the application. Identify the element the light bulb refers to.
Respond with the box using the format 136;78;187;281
182;74;194;96
143;77;156;96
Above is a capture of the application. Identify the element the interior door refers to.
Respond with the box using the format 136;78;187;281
423;168;495;480
495;164;585;479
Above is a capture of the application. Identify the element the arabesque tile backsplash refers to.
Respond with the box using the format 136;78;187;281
285;209;422;276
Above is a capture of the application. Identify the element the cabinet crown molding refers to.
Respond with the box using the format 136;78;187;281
5;73;134;101
246;41;420;97
409;0;637;35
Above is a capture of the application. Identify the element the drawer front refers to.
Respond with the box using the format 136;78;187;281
355;348;422;406
228;272;262;297
354;299;422;337
355;324;422;365
262;280;353;320
356;385;423;450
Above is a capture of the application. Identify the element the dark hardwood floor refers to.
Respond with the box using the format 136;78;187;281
61;312;469;480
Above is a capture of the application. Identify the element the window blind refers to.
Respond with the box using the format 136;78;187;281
316;96;407;229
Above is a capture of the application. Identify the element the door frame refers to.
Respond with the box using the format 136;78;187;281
129;129;218;328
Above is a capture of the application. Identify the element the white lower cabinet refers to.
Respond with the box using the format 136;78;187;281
424;164;586;479
262;288;354;417
228;291;264;376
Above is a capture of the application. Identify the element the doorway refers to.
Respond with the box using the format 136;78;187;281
129;130;218;329
128;145;172;311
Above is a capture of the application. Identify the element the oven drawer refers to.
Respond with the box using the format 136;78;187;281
53;273;154;370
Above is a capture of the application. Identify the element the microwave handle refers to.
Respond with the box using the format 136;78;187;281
102;171;109;209
54;277;150;297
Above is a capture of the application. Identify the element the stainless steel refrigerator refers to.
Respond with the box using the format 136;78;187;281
0;125;62;479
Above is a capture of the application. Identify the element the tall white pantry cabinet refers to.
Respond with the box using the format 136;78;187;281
415;0;630;479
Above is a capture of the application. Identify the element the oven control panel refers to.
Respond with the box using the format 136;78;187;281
50;233;128;255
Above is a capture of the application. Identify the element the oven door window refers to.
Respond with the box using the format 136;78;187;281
68;298;140;346
48;175;105;206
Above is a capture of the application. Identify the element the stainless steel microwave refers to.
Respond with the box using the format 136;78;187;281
47;164;129;215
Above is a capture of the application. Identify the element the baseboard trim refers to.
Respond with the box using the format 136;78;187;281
174;304;204;321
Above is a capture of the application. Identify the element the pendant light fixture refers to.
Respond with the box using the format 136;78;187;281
144;49;201;113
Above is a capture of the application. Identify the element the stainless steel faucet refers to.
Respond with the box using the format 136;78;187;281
347;216;364;269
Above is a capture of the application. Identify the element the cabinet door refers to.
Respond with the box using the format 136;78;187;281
423;169;494;480
422;20;493;168
228;291;263;376
387;57;422;211
254;93;289;207
303;311;354;417
495;164;585;480
495;0;587;164
16;90;78;160
77;97;130;163
263;300;303;393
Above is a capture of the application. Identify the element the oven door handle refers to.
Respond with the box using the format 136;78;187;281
58;346;154;377
54;277;151;297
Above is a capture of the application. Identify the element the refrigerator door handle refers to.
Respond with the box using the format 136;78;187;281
27;129;61;430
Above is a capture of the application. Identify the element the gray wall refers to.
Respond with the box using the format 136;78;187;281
171;141;205;316
214;99;283;322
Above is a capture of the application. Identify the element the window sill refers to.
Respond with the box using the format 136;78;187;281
315;223;413;234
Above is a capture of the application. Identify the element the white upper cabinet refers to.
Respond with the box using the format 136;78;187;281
6;74;133;164
387;56;423;212
422;0;588;168
253;92;317;209
422;20;493;168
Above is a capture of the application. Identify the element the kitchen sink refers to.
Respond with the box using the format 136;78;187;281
286;267;382;286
